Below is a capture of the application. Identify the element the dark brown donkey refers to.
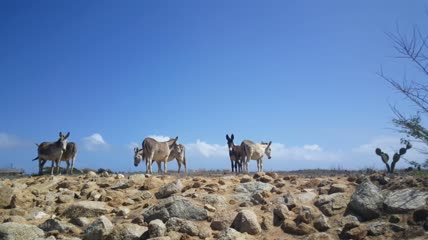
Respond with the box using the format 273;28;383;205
226;134;243;173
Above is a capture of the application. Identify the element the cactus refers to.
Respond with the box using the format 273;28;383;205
375;140;412;173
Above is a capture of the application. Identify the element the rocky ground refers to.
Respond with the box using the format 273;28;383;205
0;171;427;240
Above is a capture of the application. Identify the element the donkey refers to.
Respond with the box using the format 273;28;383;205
166;143;187;173
32;132;70;175
134;137;178;174
34;142;77;175
226;134;243;173
240;140;272;173
134;143;187;173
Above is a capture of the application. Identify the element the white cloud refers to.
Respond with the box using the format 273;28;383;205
82;133;109;151
270;143;341;162
0;133;29;148
147;135;172;142
185;140;228;158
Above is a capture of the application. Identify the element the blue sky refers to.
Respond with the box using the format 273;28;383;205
1;0;428;173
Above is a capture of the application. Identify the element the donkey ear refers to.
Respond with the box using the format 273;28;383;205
268;141;272;147
174;136;178;143
231;134;234;141
226;134;230;141
59;132;63;138
64;132;70;139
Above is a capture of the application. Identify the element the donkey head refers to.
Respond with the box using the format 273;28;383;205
263;141;272;159
58;132;70;151
134;147;143;167
226;134;235;151
173;144;183;154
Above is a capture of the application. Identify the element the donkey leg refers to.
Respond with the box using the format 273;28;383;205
65;160;70;174
177;160;182;173
164;158;168;174
50;160;55;175
157;161;161;174
231;160;235;173
70;157;75;175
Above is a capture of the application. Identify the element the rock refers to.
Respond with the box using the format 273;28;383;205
234;182;273;194
0;222;45;240
111;179;134;190
259;175;273;183
83;215;113;240
342;225;367;240
389;223;406;232
240;176;252;183
106;223;147;240
273;204;292;226
389;215;400;223
148;237;171;240
231;209;262;235
329;183;347;194
273;193;296;209
149;219;166;238
217;228;246;240
281;220;316;235
296;191;317;204
116;206;130;216
128;174;146;184
210;220;228;231
141;177;163;190
70;217;91;227
38;218;73;233
314;214;330;232
294;205;316;224
304;232;335;240
3;215;27;224
384;188;428;213
204;204;216;212
348;180;384;220
26;210;49;221
367;222;386;236
165;217;199;236
0;183;13;208
63;201;111;218
266;172;278;179
341;215;360;228
315;193;348;216
142;197;208;222
250;193;267;205
155;180;183;199
201;194;227;208
84;171;97;179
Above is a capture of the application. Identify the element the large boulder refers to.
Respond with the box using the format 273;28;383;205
348;180;384;220
315;193;348;216
231;209;262;235
384;188;428;213
83;215;113;240
142;196;208;222
0;222;45;240
234;182;273;193
63;201;112;218
155;180;183;199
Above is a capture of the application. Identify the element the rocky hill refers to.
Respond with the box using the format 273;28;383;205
0;171;427;240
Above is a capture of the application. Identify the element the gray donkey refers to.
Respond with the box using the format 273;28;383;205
226;134;243;173
34;142;77;175
134;143;187;173
134;137;178;174
32;132;70;175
